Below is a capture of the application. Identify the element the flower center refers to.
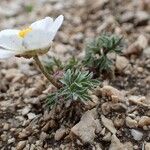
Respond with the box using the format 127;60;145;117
19;27;32;38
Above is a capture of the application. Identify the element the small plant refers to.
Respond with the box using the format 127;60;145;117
47;69;100;106
45;34;124;107
83;34;123;75
43;56;81;73
64;56;81;70
43;56;63;73
0;14;124;109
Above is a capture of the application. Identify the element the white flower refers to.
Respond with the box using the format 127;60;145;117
0;15;64;59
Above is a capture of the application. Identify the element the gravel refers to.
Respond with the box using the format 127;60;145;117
0;0;149;149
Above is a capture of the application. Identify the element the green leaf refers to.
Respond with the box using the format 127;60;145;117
47;69;100;107
83;34;124;73
43;56;63;73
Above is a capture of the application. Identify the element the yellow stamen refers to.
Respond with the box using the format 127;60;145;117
19;27;32;38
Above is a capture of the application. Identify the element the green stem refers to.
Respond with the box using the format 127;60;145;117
33;55;62;89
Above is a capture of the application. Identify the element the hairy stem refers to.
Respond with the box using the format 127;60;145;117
33;55;61;89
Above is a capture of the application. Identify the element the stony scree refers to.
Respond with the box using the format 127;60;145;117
0;0;149;149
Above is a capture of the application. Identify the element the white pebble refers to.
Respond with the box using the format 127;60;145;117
27;113;36;120
131;129;143;141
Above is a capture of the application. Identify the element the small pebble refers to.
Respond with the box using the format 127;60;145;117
27;113;36;120
131;129;143;141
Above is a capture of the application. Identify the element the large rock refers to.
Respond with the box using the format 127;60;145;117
71;108;102;143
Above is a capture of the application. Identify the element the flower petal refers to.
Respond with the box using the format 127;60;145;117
22;29;52;51
0;48;16;59
0;29;24;51
48;15;64;41
30;17;53;30
50;15;64;32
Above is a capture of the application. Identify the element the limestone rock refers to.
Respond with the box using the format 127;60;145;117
137;35;148;49
135;11;149;26
103;132;111;141
27;113;36;120
23;81;45;98
143;47;150;58
109;134;125;150
128;95;146;106
8;138;15;144
101;85;124;102
23;88;39;98
71;108;102;143
102;102;127;115
3;123;10;130
131;129;143;141
89;0;108;10
138;116;150;127
55;127;66;141
116;56;129;72
101;115;117;134
21;106;31;115
3;68;21;81
40;132;48;141
145;142;150;150
16;141;26;150
124;35;148;56
120;11;134;23
126;116;138;128
114;115;125;128
124;142;134;150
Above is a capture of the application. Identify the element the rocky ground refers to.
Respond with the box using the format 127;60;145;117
0;0;150;150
